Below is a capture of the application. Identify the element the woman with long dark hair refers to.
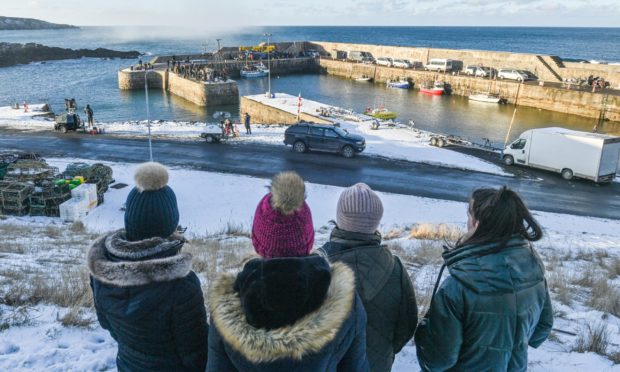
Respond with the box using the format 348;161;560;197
415;186;553;372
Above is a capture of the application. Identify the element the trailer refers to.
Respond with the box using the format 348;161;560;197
502;127;620;183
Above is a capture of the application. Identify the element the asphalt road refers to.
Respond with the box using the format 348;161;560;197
1;131;619;220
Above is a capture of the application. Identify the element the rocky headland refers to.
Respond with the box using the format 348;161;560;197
0;42;141;67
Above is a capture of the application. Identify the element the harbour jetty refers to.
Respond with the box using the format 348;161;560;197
118;66;239;107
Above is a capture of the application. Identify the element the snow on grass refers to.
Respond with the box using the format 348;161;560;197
1;158;619;370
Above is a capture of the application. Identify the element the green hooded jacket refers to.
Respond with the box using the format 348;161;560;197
415;237;553;372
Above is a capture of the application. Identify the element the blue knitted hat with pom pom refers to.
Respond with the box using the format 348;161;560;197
124;162;179;241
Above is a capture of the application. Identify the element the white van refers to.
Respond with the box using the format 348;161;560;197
503;127;620;183
424;59;453;72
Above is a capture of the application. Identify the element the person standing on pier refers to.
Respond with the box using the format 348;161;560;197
244;112;252;134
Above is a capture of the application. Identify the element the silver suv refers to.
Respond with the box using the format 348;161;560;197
498;69;529;81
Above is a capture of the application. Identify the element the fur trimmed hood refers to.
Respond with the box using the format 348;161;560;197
209;258;356;363
88;230;192;287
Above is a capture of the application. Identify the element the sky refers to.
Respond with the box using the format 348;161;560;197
1;0;619;28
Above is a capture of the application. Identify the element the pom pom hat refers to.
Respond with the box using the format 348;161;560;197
124;162;179;241
252;172;314;258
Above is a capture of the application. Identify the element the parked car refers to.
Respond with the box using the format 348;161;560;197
410;60;424;69
284;122;366;158
475;66;496;78
424;58;454;72
498;68;529;81
347;51;374;64
464;65;479;76
376;57;394;67
392;59;412;68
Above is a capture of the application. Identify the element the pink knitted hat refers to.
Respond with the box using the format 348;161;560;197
252;172;314;258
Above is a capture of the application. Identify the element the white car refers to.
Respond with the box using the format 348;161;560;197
475;67;495;77
376;57;393;67
392;59;412;68
498;69;529;81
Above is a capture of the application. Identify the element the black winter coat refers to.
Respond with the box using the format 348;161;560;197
207;255;370;372
88;230;208;372
415;236;553;372
318;227;418;372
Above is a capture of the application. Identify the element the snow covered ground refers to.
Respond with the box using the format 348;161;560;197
0;102;508;176
0;158;619;371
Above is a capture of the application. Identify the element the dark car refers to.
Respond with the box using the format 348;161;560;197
284;122;365;158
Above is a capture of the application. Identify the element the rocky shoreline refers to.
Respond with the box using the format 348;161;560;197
0;42;141;68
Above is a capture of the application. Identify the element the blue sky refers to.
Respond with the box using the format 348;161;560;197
3;0;620;27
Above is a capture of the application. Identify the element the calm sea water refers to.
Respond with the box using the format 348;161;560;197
1;26;619;146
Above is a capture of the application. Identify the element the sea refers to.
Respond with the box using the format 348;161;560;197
1;26;619;146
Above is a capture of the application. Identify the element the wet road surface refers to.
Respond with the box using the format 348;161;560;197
1;131;619;220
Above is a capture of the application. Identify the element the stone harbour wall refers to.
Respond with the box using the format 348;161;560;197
118;68;239;107
240;96;333;125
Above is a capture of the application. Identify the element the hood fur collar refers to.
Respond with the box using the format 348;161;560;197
209;261;356;363
87;231;193;287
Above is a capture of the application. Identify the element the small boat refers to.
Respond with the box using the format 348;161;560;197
364;107;397;120
387;78;410;89
240;63;269;78
212;111;231;119
355;75;373;82
419;81;445;95
469;93;502;103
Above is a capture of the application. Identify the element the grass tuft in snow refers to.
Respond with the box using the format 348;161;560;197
572;322;610;356
408;223;463;242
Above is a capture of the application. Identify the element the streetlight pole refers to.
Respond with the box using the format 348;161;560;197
263;32;272;97
144;69;154;162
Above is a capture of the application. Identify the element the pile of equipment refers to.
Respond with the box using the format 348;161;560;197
0;153;114;220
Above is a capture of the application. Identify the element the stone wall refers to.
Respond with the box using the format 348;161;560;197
117;69;166;90
240;96;333;125
118;68;239;106
167;73;239;106
318;58;620;122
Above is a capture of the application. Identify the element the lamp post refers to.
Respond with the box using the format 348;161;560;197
263;32;272;97
144;69;155;162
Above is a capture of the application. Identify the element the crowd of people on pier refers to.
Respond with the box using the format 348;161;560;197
169;60;229;83
88;163;553;372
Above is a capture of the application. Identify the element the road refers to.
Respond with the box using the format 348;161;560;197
1;131;619;220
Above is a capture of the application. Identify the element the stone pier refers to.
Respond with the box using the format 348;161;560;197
117;67;239;107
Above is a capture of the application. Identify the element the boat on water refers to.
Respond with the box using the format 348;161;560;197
469;93;504;104
387;78;410;89
355;75;373;82
240;63;269;78
419;81;445;95
364;107;397;120
212;111;231;119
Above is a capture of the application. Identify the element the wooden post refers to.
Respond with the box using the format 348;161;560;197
503;81;522;148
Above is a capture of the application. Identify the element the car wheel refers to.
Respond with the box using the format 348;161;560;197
561;168;573;180
293;141;307;153
342;145;355;158
517;77;523;82
205;135;215;143
503;155;514;166
437;138;446;148
430;137;438;146
60;125;68;134
499;76;504;80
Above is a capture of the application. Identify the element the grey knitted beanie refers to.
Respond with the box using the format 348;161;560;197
336;183;384;234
